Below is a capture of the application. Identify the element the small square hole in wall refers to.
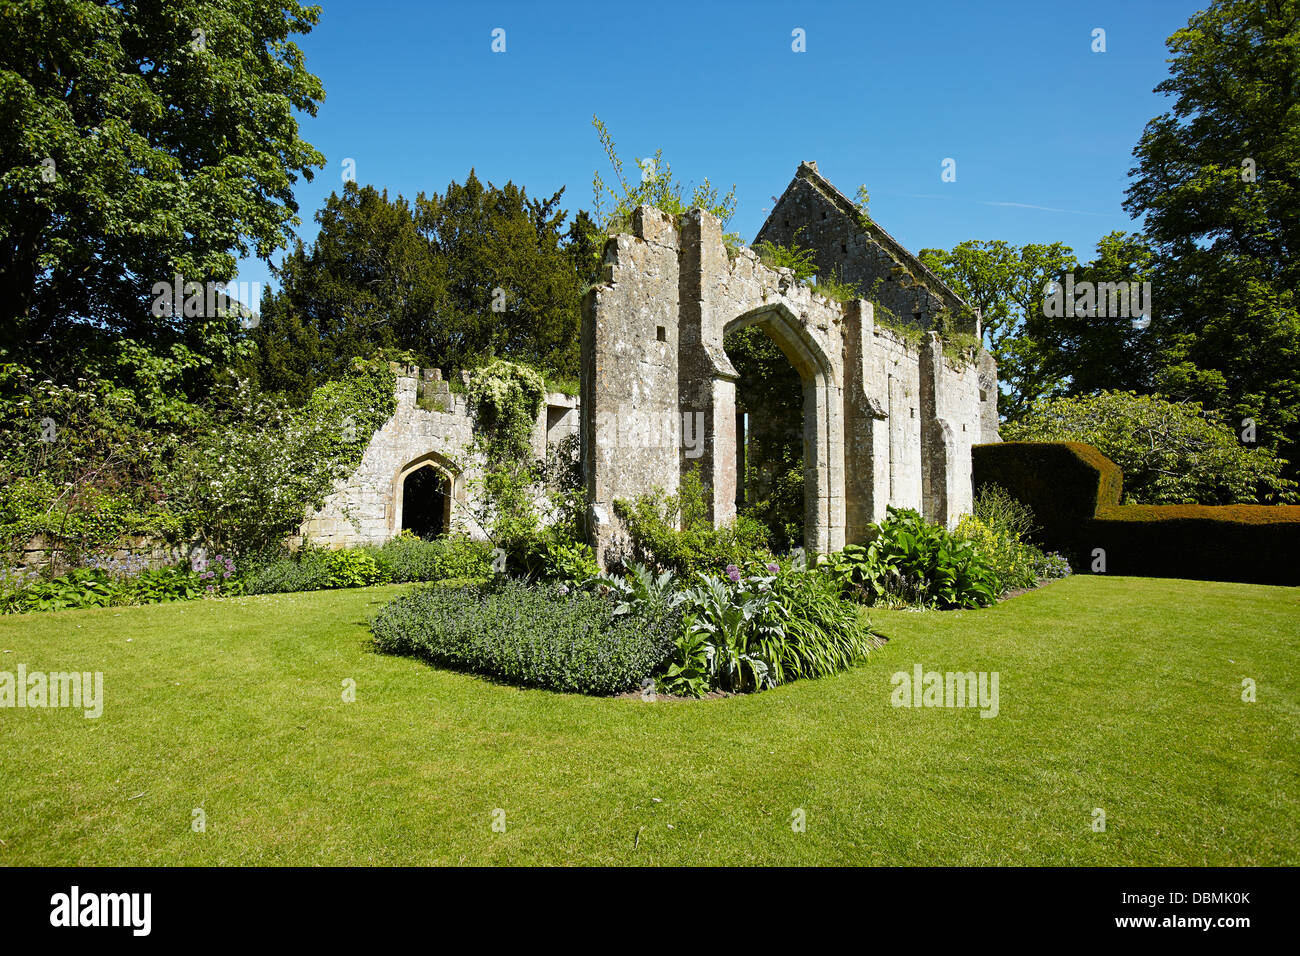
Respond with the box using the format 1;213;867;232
656;326;666;342
910;407;916;419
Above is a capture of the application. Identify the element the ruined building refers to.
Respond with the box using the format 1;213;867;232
582;162;999;563
304;162;999;561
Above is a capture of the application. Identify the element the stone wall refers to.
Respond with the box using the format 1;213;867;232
582;203;999;565
755;161;978;336
300;364;579;548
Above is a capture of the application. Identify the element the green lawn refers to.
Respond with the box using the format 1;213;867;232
0;575;1296;865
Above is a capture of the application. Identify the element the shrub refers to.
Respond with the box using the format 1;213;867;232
326;548;389;588
954;515;1040;594
434;536;494;580
0;562;212;614
821;508;998;609
543;537;600;585
589;561;684;620
246;547;332;595
976;440;1300;585
662;562;881;696
615;469;772;576
370;580;679;695
1003;391;1297;505
972;441;1123;555
956;485;1073;593
370;532;445;583
172;357;397;558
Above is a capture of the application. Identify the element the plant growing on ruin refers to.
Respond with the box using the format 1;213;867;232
614;469;773;576
590;116;739;246
755;237;819;283
462;360;550;572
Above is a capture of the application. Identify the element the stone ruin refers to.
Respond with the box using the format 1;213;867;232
581;162;999;563
299;365;578;547
305;162;999;563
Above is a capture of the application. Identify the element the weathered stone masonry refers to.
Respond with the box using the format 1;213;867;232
582;165;999;564
309;163;999;565
300;365;578;547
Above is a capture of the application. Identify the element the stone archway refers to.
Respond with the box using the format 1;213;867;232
393;451;460;538
718;302;845;555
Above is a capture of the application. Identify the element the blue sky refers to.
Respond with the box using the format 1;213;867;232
235;0;1208;293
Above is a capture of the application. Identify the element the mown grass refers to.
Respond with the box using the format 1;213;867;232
0;576;1295;865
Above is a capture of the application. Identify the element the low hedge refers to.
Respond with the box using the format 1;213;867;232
370;580;679;695
1085;504;1300;586
974;441;1300;585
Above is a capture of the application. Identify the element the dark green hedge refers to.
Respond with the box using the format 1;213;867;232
971;441;1122;552
974;441;1300;586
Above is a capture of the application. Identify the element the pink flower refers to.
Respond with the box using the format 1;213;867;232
726;565;741;583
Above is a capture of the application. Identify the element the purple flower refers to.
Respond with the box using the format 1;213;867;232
726;564;741;583
767;563;780;574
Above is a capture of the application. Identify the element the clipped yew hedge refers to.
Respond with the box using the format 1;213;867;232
973;441;1300;586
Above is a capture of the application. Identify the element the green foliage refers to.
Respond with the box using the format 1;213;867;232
1003;391;1297;505
614;469;773;577
664;562;881;696
171;356;396;557
370;580;679;696
725;324;805;550
246;547;332;595
432;536;494;581
590;116;739;244
467;359;545;461
0;0;325;358
755;238;818;283
589;561;684;621
544;538;600;586
367;531;444;583
821;508;998;609
0;559;242;615
325;548;389;589
810;274;861;304
956;486;1066;595
252;175;589;396
1122;0;1300;488
919;239;1077;419
0;357;193;568
1023;231;1158;398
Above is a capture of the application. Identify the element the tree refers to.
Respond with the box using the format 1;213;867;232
1002;391;1297;505
1025;231;1159;397
725;324;804;550
919;240;1076;420
252;183;443;396
0;0;325;366
1123;0;1300;481
253;174;588;396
